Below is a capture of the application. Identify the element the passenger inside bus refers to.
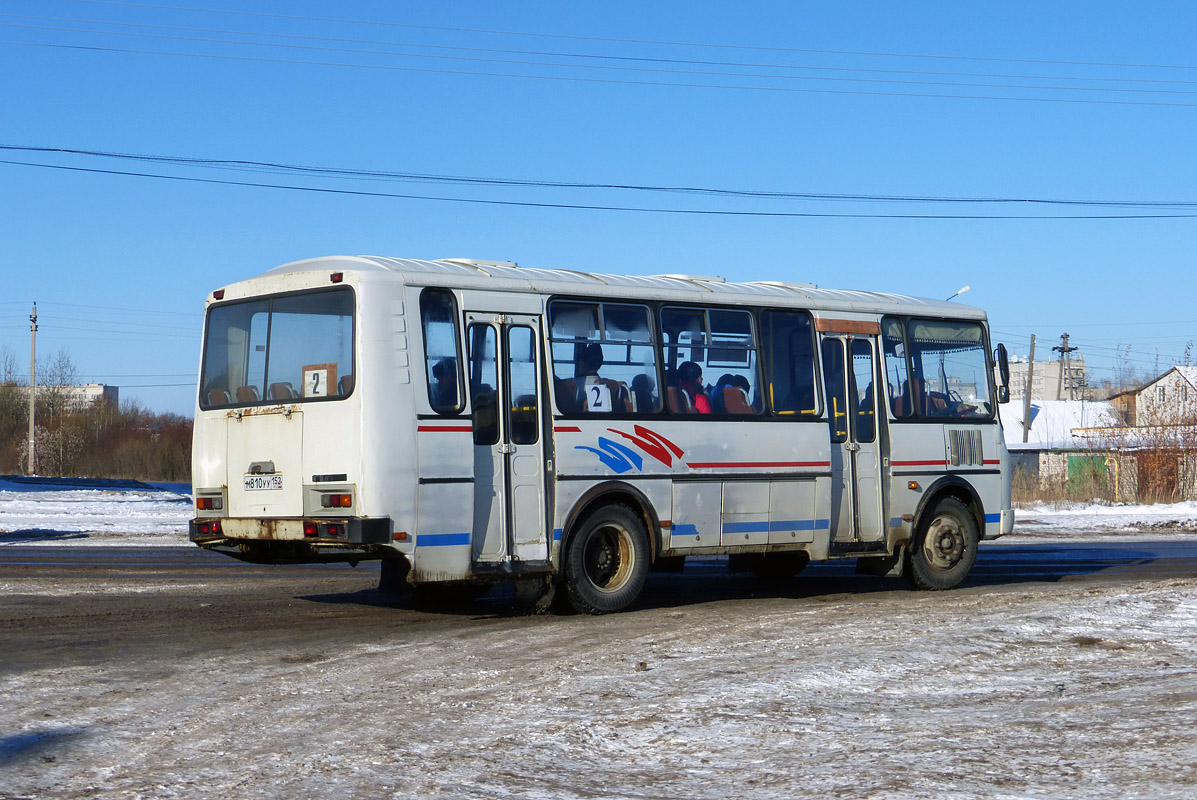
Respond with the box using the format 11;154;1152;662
677;361;712;414
574;343;631;413
430;358;458;409
712;373;755;415
630;373;656;413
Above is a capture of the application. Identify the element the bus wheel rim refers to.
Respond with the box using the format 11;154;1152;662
924;515;965;570
583;524;634;593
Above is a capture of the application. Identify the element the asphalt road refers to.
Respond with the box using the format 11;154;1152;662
3;537;1196;800
3;537;1196;677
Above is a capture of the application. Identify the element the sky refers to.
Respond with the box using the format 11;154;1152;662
2;0;1195;417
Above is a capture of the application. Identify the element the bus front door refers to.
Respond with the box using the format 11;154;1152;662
821;335;886;547
466;314;550;567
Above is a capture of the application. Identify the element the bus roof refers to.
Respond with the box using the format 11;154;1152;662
254;255;987;320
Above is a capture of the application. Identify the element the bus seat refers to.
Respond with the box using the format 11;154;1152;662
235;385;260;404
207;388;230;405
666;386;693;414
601;379;633;412
555;378;583;413
338;374;354;395
723;386;754;414
268;381;297;400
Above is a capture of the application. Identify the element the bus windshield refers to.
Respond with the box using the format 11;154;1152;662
200;288;354;408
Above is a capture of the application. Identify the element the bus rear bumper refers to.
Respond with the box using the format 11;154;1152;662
190;516;398;563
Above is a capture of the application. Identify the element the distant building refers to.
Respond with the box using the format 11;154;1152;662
1134;366;1197;426
1007;355;1087;403
21;384;119;412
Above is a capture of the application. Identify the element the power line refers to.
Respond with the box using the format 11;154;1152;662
63;0;1197;72
7;39;1197;109
6;157;1197;220
9;20;1197;98
5;144;1197;210
9;12;1197;87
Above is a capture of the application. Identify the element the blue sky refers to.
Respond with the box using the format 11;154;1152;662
2;0;1195;416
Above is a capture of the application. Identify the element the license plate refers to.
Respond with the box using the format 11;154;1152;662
244;474;283;491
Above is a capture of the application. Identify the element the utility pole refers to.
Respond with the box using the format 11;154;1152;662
1022;334;1036;443
1053;333;1078;401
27;303;37;476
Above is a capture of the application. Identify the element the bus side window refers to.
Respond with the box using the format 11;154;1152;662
420;289;464;415
882;317;911;419
468;323;499;445
549;300;659;415
822;339;848;442
762;310;818;417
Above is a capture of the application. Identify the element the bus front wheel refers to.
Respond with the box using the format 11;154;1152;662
905;497;978;590
564;505;649;614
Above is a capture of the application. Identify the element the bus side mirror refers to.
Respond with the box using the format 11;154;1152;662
995;343;1011;404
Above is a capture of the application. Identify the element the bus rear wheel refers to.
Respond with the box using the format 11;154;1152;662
564;505;649;614
905;497;978;590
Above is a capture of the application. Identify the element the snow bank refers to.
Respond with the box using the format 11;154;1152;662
0;477;191;545
1014;499;1197;538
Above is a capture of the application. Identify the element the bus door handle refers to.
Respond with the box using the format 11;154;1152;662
497;443;514;454
845;442;861;452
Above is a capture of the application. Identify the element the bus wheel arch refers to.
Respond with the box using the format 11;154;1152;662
906;494;979;591
911;477;985;547
559;484;658;614
560;482;661;562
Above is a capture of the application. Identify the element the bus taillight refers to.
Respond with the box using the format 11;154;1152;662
303;522;319;538
320;493;353;508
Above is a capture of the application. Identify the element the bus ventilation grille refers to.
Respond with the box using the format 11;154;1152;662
948;429;984;467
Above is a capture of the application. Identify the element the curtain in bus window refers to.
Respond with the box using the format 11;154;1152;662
906;319;992;419
420;289;463;415
822;339;848;443
851;339;876;443
549;301;658;415
661;307;760;415
468;324;500;445
549;302;599;414
762;310;818;417
882;318;912;418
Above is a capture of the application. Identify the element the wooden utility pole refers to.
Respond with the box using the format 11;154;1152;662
27;303;37;476
1053;333;1078;401
1022;334;1036;443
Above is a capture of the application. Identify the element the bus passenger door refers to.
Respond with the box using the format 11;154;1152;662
821;335;886;546
466;314;549;566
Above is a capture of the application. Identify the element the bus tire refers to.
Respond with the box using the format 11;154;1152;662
753;551;809;584
905;497;978;590
564;505;649;614
378;558;410;598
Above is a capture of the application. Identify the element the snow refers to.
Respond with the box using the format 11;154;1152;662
0;478;191;546
1011;500;1197;540
4;477;1196;547
3;570;1197;798
3;481;1197;797
1000;399;1121;451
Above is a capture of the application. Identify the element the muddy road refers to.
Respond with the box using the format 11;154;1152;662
2;538;1197;799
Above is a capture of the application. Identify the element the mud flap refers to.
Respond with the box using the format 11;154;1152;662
856;545;906;578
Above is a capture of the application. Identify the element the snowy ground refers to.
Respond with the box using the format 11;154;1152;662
2;481;1197;798
0;477;191;546
3;475;1197;546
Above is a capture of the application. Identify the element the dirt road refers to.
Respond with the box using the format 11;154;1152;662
2;539;1196;799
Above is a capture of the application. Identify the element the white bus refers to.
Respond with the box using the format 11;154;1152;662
191;256;1014;613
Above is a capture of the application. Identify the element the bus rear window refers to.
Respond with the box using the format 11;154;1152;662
201;288;354;408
